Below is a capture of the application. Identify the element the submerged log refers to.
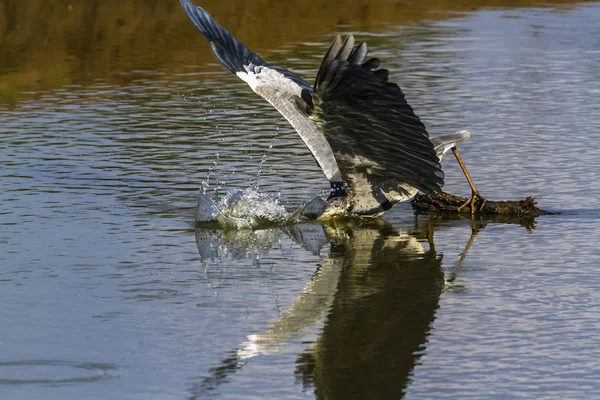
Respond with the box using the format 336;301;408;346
412;192;551;217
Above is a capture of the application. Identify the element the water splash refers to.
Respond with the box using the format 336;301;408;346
196;154;330;228
249;155;268;191
219;188;288;222
196;187;291;229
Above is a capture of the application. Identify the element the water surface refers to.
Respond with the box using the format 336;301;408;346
1;1;600;399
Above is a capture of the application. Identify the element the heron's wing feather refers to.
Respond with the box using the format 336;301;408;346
308;36;444;201
180;0;342;182
180;0;309;89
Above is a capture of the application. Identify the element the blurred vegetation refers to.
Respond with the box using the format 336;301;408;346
0;0;590;104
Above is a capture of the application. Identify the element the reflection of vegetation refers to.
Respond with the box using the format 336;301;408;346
0;63;69;105
44;64;70;87
0;0;587;104
0;85;18;106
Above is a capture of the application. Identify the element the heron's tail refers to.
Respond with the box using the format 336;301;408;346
431;130;471;161
180;0;263;74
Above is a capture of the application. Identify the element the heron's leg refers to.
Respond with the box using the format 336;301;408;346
451;146;487;213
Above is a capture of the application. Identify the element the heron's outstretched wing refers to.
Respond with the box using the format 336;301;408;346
180;0;342;182
301;35;444;207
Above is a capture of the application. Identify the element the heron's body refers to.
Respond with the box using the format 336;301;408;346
181;0;473;218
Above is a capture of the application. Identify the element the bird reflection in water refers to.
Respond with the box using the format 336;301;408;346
292;219;444;400
192;216;458;399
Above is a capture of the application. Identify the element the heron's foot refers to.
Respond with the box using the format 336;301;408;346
457;192;487;214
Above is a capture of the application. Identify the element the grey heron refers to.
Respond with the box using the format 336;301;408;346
180;0;485;217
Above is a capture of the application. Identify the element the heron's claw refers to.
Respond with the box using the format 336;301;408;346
457;192;487;214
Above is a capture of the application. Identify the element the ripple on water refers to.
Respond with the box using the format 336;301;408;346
0;360;118;385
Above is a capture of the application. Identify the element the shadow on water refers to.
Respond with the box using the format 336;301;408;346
190;212;536;399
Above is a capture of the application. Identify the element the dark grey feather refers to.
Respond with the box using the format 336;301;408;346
349;42;368;65
310;36;444;197
336;36;355;61
362;58;380;70
180;0;311;90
